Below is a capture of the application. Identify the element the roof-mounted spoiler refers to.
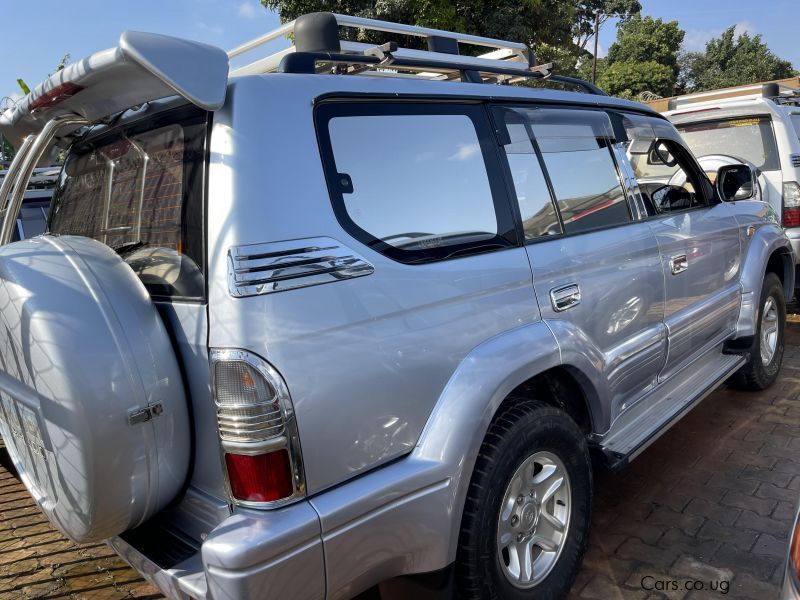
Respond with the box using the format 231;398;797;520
0;31;229;147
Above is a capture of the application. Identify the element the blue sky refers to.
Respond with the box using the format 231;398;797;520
2;0;798;105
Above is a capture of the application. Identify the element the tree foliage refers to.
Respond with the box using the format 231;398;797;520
259;1;797;99
591;16;683;99
573;0;641;50
261;0;580;73
681;26;796;92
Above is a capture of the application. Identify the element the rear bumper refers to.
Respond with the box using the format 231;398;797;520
786;228;800;264
109;455;455;600
109;499;326;600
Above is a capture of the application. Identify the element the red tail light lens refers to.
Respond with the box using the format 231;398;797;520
784;182;800;227
225;450;294;503
784;207;800;227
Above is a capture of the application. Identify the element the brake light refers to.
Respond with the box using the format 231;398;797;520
29;82;84;111
225;450;293;503
783;182;800;227
212;350;305;507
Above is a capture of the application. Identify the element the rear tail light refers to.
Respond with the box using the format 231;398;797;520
783;182;800;227
211;349;305;507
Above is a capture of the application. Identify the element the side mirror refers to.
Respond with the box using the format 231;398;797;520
716;164;758;202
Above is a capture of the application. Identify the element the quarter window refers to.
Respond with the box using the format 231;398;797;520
317;104;516;264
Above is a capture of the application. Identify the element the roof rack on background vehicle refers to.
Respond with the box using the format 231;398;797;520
228;12;606;95
643;76;800;112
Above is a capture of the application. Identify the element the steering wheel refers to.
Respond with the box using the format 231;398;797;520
652;184;692;211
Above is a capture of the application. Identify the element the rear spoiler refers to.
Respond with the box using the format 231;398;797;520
0;31;229;146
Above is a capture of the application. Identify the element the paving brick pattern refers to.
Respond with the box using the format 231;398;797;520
570;317;800;600
2;321;800;599
0;450;161;599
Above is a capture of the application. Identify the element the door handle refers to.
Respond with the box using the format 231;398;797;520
670;254;688;275
550;284;581;312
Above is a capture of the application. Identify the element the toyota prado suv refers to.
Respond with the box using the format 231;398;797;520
0;12;793;600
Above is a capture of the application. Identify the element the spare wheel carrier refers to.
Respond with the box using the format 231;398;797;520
0;235;190;543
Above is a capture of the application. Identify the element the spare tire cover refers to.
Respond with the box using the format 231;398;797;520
0;235;190;542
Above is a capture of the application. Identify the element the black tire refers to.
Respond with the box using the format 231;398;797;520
455;400;592;600
730;272;785;390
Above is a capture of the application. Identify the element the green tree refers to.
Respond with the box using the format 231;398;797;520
573;0;641;51
592;15;684;99
683;26;796;92
261;0;581;73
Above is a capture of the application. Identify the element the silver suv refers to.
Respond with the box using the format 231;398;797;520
0;13;793;600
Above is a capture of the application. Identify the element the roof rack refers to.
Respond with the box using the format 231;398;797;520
228;12;606;95
651;77;800;112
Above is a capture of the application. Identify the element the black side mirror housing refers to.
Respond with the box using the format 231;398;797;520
716;164;758;202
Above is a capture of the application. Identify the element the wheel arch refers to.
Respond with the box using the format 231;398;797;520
413;321;604;567
734;224;794;339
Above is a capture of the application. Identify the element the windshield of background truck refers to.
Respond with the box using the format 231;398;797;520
676;116;780;171
791;113;800;141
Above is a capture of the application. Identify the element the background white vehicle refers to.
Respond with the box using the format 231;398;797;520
654;79;800;292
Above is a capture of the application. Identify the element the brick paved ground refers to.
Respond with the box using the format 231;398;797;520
2;321;800;599
570;317;800;600
0;449;161;599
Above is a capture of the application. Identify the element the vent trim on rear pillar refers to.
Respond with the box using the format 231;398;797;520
790;154;800;168
227;236;375;297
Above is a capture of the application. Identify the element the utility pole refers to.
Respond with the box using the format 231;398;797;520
592;11;600;84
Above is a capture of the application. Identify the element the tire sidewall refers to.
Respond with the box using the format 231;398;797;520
754;274;785;382
460;406;592;600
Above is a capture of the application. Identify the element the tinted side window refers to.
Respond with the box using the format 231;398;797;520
316;103;516;264
496;111;561;240
503;108;630;235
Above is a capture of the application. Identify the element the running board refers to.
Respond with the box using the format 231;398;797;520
593;350;746;470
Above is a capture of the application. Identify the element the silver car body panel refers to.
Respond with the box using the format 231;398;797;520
2;36;798;598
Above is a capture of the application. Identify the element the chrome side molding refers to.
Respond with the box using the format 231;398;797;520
228;236;375;297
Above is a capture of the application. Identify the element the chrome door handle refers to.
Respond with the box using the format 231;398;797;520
550;284;581;312
670;254;688;275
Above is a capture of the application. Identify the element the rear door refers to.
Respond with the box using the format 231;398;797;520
492;105;667;420
620;113;741;380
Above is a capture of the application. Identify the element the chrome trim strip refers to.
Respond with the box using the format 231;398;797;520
227;237;374;297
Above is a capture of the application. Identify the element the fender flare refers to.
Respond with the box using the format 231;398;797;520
411;319;603;564
735;223;794;338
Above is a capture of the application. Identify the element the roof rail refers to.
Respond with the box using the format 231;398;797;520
228;12;606;95
657;77;800;112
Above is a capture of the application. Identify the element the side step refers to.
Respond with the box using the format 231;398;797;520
593;350;746;470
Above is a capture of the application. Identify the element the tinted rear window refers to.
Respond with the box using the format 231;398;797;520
49;107;207;301
676;116;780;171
